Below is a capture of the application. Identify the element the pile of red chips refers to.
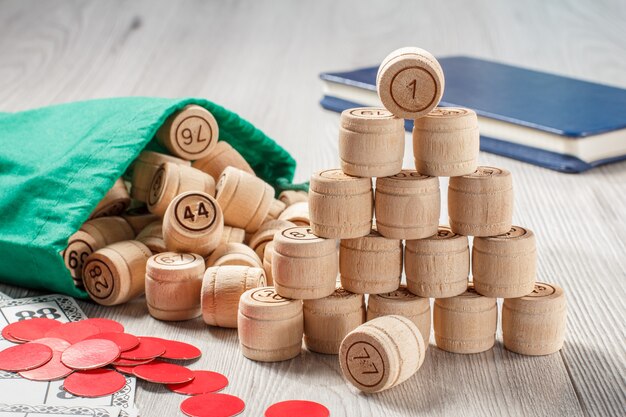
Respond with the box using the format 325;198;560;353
0;317;330;417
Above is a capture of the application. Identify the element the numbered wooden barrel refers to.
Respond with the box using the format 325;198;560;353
264;199;287;222
82;240;152;306
220;225;246;245
340;229;402;294
277;201;309;226
130;151;190;202
303;287;366;354
122;206;160;234
146;162;216;216
433;284;497;354
205;242;263;269
309;169;373;239
375;170;440;239
63;217;135;287
376;47;444;119
237;287;303;362
278;190;308;206
339;315;425;393
155;105;219;160
405;226;469;298
89;178;131;219
367;285;431;347
192;140;254;180
262;241;275;285
215;166;275;233
163;191;224;256
248;219;295;259
273;226;338;300
503;282;567;355
136;221;167;254
201;265;266;328
338;107;404;177
473;226;536;298
145;252;205;321
413;107;479;177
448;166;513;236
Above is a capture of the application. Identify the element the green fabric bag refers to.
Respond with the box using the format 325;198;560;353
0;97;305;299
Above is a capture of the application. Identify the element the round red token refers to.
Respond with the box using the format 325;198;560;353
0;343;53;372
1;327;25;344
264;400;330;417
140;337;202;360
30;337;71;353
120;337;165;360
181;393;245;417
3;318;62;342
44;321;100;344
113;364;138;375
19;352;73;381
61;339;120;370
63;369;126;398
167;370;228;395
85;332;139;352
111;357;155;367
81;318;124;333
133;360;195;384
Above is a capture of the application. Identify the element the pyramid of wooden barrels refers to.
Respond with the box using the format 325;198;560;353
61;46;567;396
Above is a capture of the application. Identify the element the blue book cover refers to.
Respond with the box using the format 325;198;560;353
320;56;626;173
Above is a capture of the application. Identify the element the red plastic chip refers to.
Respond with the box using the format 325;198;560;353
113;364;138;375
133;360;195;384
111;357;155;367
167;370;228;395
19;352;73;381
3;318;62;342
265;400;330;417
63;369;126;398
81;318;124;334
85;332;139;352
181;393;245;417
30;337;71;353
120;337;165;360
0;343;53;372
1;327;25;344
140;337;202;360
61;339;120;370
44;321;100;344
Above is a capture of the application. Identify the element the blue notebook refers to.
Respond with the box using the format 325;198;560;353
320;56;626;173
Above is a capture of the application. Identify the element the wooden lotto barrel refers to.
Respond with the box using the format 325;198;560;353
192;140;254;179
262;241;275;285
339;315;425;393
136;221;167;254
155;105;219;160
201;265;266;328
412;107;479;177
121;206;160;235
248;219;295;259
278;190;308;206
238;287;303;362
502;282;567;356
309;169;373;239
473;226;536;298
272;226;338;300
146;162;216;216
277;202;310;226
433;284;497;354
374;170;440;239
264;199;287;222
339;229;402;294
205;242;263;269
376;47;444;119
220;225;246;245
82;240;152;306
448;166;513;237
405;226;469;298
63;216;135;287
367;285;431;347
89;178;131;219
338;107;404;177
303;287;366;354
145;252;205;321
130;151;190;202
215;166;275;233
163;191;224;257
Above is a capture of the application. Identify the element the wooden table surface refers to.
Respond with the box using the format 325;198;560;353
0;1;625;416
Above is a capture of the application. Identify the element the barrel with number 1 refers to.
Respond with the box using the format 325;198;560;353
163;191;224;257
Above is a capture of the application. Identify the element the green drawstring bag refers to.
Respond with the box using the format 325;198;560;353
0;97;306;299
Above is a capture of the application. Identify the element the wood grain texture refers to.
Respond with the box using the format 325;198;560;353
1;0;625;415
